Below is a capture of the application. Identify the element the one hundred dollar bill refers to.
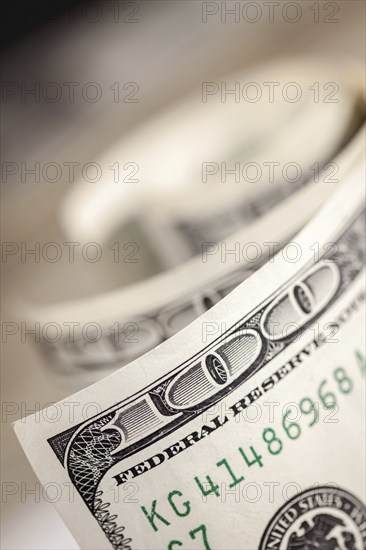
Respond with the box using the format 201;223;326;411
14;158;366;549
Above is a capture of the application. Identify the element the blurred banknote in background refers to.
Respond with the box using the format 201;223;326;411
1;1;365;549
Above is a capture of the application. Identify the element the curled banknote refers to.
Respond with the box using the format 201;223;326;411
60;58;362;262
15;153;366;550
12;57;366;550
20;119;365;392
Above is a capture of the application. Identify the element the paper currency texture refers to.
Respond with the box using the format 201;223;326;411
15;161;366;549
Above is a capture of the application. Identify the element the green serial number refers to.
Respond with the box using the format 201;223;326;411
140;350;365;549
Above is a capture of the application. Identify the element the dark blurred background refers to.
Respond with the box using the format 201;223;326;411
1;1;85;49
